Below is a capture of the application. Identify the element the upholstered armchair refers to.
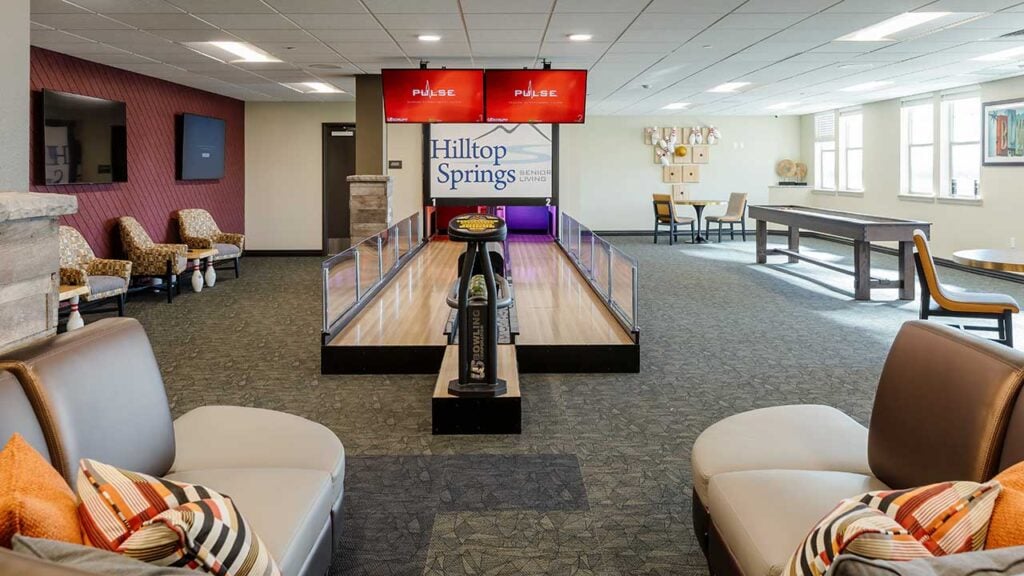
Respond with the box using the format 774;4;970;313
118;216;188;303
177;209;244;278
58;226;131;315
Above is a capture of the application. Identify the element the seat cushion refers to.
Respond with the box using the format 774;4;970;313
213;243;241;258
164;468;332;576
708;469;889;576
706;215;742;222
171;406;345;502
13;535;196;575
692;405;869;503
931;287;1019;313
86;275;126;299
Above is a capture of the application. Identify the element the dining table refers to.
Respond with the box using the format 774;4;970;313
675;199;724;243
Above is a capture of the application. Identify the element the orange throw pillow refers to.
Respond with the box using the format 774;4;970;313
987;460;1024;549
0;433;82;548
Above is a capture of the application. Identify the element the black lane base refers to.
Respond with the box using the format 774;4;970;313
321;343;639;374
432;395;522;434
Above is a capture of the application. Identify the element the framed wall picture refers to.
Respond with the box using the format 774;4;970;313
983;98;1024;166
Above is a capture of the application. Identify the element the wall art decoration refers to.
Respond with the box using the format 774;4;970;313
983;98;1024;165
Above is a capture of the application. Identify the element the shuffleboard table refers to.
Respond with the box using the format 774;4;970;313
748;205;931;301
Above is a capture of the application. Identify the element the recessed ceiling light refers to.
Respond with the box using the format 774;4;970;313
418;34;441;42
836;12;950;42
766;102;798;110
708;82;751;93
568;33;592;41
662;102;690;110
206;41;279;63
840;80;894;92
973;45;1024;61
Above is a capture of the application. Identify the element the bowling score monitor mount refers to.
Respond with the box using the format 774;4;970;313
447;214;511;397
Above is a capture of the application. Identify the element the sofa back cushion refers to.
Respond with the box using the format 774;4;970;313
0;369;51;465
869;321;1024;489
1000;394;1024;472
0;318;175;487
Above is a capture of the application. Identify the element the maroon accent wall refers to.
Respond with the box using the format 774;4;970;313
29;47;244;258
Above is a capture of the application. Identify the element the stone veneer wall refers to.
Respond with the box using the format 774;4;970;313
348;175;393;242
0;192;77;353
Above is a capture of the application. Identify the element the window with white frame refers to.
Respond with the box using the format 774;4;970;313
901;100;935;195
839;111;863;191
814;112;836;190
941;95;981;198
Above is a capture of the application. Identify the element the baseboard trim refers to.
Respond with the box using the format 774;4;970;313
245;249;322;257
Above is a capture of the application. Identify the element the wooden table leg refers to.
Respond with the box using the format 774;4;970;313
67;295;85;331
756;220;767;263
898;240;915;300
854;240;871;300
787;226;800;263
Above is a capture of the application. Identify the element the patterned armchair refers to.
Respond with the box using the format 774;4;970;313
118;216;188;303
58;226;131;315
177;209;245;278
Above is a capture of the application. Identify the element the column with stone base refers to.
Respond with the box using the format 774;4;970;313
348;175;393;243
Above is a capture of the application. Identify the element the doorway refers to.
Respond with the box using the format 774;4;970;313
322;123;356;256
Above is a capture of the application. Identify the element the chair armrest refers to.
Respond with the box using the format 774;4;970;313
214;232;245;252
180;234;214;249
86;259;132;282
59;266;88;287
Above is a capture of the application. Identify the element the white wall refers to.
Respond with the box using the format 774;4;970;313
1;0;29;190
386;123;424;229
561;115;802;231
245;102;354;250
800;75;1024;259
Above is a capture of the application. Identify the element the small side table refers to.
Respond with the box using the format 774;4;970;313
59;284;90;331
675;200;725;243
952;249;1024;273
186;248;219;292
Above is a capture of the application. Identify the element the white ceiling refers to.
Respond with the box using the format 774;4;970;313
28;0;1024;115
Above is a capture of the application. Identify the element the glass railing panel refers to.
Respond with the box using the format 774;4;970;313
356;235;381;298
579;226;595;277
609;245;639;329
591;236;611;299
322;250;357;333
380;225;398;275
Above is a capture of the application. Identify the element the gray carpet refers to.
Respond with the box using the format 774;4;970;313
109;236;1024;576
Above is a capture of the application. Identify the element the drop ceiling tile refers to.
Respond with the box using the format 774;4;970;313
737;0;838;12
30;13;132;30
630;13;730;30
68;28;165;43
606;41;680;54
71;0;180;13
168;0;276;14
617;27;704;42
826;0;929;12
230;28;315;42
195;13;295;29
471;42;541;57
150;29;240;42
545;12;638;38
468;29;544;42
264;0;367;12
31;0;89;14
461;0;553;13
364;0;458;11
464;13;550;29
282;13;380;29
376;12;464;28
716;12;810;29
31;29;93;43
399;42;472;57
307;28;391;42
106;13;214;29
646;0;744;13
556;0;646;12
328;41;406;58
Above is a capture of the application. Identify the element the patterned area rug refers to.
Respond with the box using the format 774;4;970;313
115;236;1024;576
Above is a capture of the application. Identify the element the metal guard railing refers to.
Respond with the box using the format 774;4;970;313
556;212;640;334
321;213;422;337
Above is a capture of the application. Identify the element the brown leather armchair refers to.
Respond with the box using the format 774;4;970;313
692;320;1024;576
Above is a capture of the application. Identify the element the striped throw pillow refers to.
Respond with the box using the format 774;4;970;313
77;459;279;576
785;480;1002;576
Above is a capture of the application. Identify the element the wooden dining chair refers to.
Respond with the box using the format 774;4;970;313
704;192;748;242
914;230;1018;346
652;193;695;245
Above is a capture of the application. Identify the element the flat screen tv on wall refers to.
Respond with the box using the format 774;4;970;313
41;89;127;185
177;113;226;180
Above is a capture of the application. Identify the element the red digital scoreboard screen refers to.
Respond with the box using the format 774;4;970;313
484;69;587;124
382;69;484;123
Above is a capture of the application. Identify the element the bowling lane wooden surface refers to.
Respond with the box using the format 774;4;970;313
509;236;634;346
328;238;461;346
